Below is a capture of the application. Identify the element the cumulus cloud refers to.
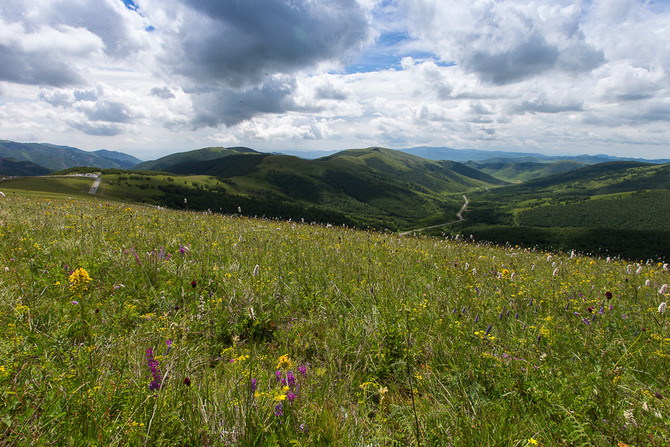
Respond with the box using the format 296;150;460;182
151;86;175;99
404;1;605;85
79;100;136;123
161;0;370;89
69;121;123;136
189;76;297;128
513;97;583;114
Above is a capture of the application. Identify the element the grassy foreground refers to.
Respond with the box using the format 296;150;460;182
1;194;669;446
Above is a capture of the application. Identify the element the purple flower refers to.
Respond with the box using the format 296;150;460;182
146;348;162;391
274;403;283;417
70;300;79;305
287;370;296;388
287;391;296;403
251;378;257;393
299;423;308;432
485;324;492;336
298;365;307;377
275;370;282;382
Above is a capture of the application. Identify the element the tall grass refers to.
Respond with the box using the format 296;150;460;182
1;195;669;445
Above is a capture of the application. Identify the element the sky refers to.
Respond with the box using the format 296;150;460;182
1;0;669;161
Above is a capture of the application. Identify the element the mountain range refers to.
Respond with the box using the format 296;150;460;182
2;140;669;180
0;140;143;174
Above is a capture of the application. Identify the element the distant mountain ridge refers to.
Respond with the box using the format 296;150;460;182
0;140;143;172
398;146;670;164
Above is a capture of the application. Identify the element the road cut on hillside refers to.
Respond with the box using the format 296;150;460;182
399;194;469;236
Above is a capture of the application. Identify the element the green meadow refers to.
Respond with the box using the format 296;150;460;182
1;193;669;446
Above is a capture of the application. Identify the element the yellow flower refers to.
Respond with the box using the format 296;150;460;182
276;354;292;370
528;439;539;446
68;267;91;292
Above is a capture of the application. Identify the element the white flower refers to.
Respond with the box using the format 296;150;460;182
660;284;668;295
658;302;667;314
623;409;637;427
553;268;559;277
636;266;643;274
253;264;260;277
645;279;651;287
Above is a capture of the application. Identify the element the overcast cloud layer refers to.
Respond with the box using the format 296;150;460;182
1;0;669;159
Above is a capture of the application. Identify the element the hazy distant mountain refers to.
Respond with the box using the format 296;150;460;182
0;156;51;176
93;149;143;168
0;140;142;171
399;146;670;164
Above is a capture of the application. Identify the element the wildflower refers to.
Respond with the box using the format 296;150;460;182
485;324;492;336
658;302;667;314
146;348;162;391
552;268;559;277
298;365;308;377
183;377;191;386
253;264;260;277
299;423;308;432
251;378;257;392
623;409;637;427
287;370;296;388
275;370;282;382
287;391;296;403
605;291;613;300
276;354;292;370
70;300;79;305
191;280;197;288
659;284;668;295
68;267;91;292
274;403;283;417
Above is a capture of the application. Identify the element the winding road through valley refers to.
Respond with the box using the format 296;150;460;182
399;195;469;236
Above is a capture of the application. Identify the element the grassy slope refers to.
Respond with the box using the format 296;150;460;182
1;193;669;445
466;159;588;182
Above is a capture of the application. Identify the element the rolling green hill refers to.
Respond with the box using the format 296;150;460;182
135;146;503;230
465;159;588;182
0;156;51;176
133;146;258;171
